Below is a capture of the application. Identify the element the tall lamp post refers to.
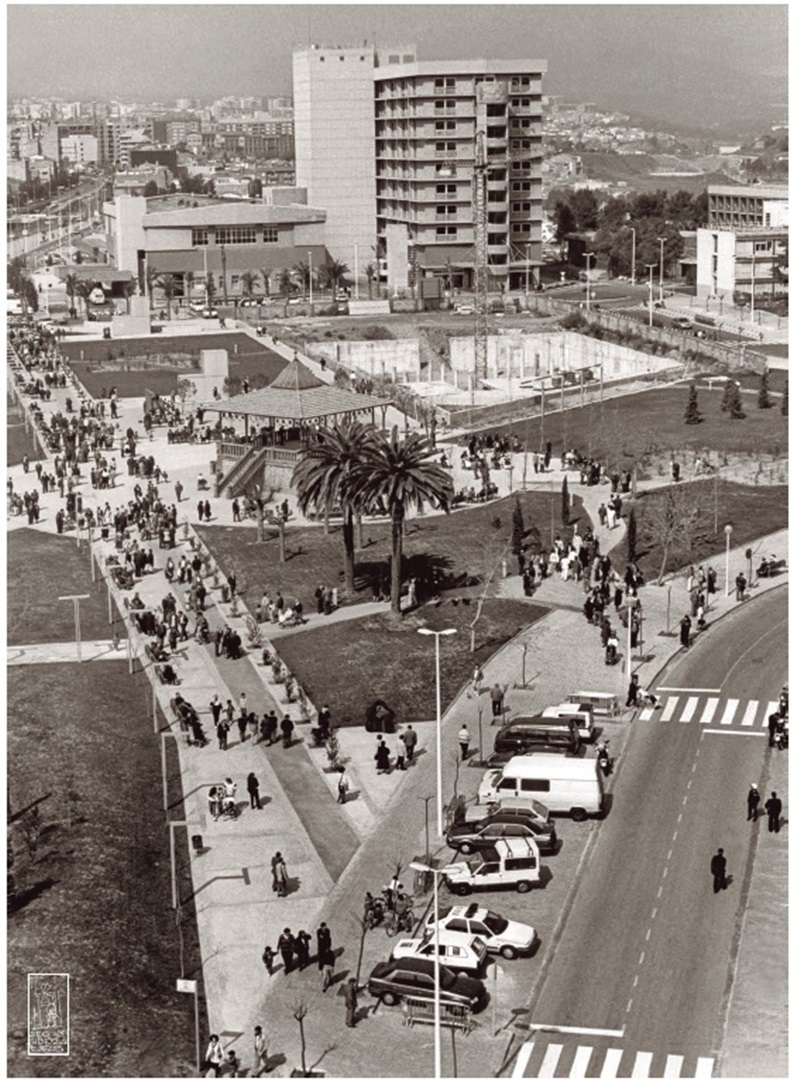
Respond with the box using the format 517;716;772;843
724;524;733;597
645;263;657;327
584;251;594;311
417;627;457;838
525;243;531;298
657;236;667;305
409;861;443;1080
629;226;636;286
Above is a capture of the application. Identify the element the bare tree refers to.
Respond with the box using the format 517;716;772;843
291;1001;337;1078
639;484;712;585
466;536;509;652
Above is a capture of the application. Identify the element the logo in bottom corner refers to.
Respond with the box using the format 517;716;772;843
28;973;70;1056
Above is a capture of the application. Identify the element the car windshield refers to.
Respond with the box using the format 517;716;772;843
483;912;509;934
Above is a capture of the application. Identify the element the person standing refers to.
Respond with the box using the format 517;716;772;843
216;719;229;751
247;772;262;810
711;848;727;893
210;694;223;727
280;714;294;747
747;784;760;822
735;571;747;602
272;852;288;897
320;946;335;992
679;614;692;649
294;928;312;970
765;791;782;833
490;683;505;719
237;710;248;744
316;923;332;970
458;724;470;761
344;977;358;1028
261;945;275;976
204;1034;224;1077
277;928;295;973
626;674;640;708
374;738;391;774
401;724;418;764
395;736;406;771
252;1026;269;1077
471;664;483;697
336;766;349;804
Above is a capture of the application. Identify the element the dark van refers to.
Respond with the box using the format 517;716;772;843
494;715;581;757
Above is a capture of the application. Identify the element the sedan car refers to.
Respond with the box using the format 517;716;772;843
446;811;558;855
391;930;488;973
367;956;485;1011
424;903;536;960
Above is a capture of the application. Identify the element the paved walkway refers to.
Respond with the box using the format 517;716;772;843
6;332;788;1078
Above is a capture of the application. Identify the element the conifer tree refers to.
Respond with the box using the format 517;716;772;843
684;383;702;424
757;369;771;409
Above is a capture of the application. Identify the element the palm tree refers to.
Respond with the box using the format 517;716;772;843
321;259;350;298
278;269;296;317
292;421;375;594
75;280;93;320
364;261;377;300
146;265;159;310
155;273;178;319
183;270;196;307
260;268;272;300
292;261;313;299
240;269;259;303
356;427;453;614
64;271;79;317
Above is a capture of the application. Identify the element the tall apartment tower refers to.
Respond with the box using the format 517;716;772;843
293;44;388;269
375;58;547;292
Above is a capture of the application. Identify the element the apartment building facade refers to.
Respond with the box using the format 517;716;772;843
697;183;788;299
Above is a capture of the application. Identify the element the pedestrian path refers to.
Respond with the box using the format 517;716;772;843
639;692;778;730
512;1038;714;1079
7;639;128;665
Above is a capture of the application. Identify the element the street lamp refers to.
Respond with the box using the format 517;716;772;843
724;524;733;597
584;251;594;310
417;627;457;838
657;236;667;305
409;861;443;1080
645;263;657;327
750;252;756;325
629;225;636;286
525;243;531;297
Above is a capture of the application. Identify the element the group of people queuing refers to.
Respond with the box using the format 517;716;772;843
679;563;718;648
373;725;419;774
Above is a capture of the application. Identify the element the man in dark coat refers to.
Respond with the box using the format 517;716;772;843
316;923;332;969
680;614;692;648
765;791;782;833
711;848;727;893
747;784;760;821
277;928;295;974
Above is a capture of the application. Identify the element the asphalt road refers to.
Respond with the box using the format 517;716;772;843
522;586;788;1075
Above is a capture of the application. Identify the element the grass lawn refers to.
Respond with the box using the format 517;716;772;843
614;479;789;582
61;332;286;398
198;490;590;612
7;529;124;645
482;385;788;471
273;598;549;728
7;662;200;1077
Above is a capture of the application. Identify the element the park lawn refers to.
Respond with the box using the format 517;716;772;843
198;489;589;613
7;662;200;1077
7;529;123;645
487;385;788;470
61;332;286;398
614;479;789;582
272;598;549;728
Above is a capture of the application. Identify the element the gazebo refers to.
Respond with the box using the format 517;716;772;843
205;357;392;496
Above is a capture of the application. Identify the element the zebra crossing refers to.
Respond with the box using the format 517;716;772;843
639;692;777;730
513;1038;715;1079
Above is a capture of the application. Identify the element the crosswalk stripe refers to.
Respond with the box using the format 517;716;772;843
639;707;656;721
512;1041;534;1079
699;698;718;724
538;1042;563;1078
695;1057;715;1077
762;701;778;727
741;700;759;727
599;1048;624;1078
720;699;739;725
661;696;679;721
631;1051;654;1076
679;696;699;723
568;1045;594;1077
663;1055;684;1076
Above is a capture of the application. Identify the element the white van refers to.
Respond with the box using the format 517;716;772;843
541;703;595;742
478;754;605;821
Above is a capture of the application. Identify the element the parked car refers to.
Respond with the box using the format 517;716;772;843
201;307;219;318
446;810;558;855
424;903;536;960
462;796;551;826
391;930;488;974
366;956;485;1010
442;837;542;896
454;303;474;314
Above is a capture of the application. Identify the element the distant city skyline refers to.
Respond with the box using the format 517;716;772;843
7;4;788;131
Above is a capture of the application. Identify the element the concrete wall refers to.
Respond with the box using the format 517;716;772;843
307;338;420;381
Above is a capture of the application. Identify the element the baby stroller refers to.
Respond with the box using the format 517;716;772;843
605;635;619;666
219;782;238;818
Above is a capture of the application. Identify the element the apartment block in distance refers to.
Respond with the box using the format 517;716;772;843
374;56;547;293
696;183;788;299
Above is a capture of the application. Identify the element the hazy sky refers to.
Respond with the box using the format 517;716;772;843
6;3;788;129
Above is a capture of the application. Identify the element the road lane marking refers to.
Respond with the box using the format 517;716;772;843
633;973;639;986
528;1025;625;1037
645;928;651;941
632;1051;653;1077
639;706;656;721
672;830;679;842
740;700;759;727
661;696;679;721
663;865;669;877
511;1041;534;1079
651;907;658;919
698;698;718;724
666;848;673;860
538;1043;563;1078
569;1045;594;1078
702;729;765;737
695;1057;715;1077
719;699;739;725
761;700;778;726
679;696;699;723
657;885;663;897
599;1049;624;1077
625;998;633;1014
657;686;721;693
664;1055;684;1076
639;950;645;964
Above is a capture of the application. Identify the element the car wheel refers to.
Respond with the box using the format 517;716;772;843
455;883;471;896
458;841;473;855
380;990;400;1007
500;945;518;960
571;807;588;822
516;880;532;893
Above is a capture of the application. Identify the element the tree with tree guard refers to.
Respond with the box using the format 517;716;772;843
756;369;772;409
684;383;702;425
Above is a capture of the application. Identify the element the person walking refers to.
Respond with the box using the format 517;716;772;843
395;736;406;772
626;674;640;708
320;946;335;992
374;738;391;774
316;923;332;970
765;791;782;833
401;724;418;764
204;1034;224;1077
277;928;295;973
336;766;349;804
344;977;358;1028
747;783;760;822
735;571;747;602
247;772;262;810
252;1026;269;1077
216;719;229;751
237;710;248;744
470;664;483;697
272;851;288;897
679;614;692;649
490;683;505;719
294;929;312;971
210;695;223;727
458;724;470;761
711;848;727;893
280;714;294;747
261;945;275;976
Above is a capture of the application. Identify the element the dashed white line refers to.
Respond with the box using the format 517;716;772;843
657;885;664;898
639;951;645;965
645;928;652;941
651;907;658;919
667;848;673;861
626;998;633;1013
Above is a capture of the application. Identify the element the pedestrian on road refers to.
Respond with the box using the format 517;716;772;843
316;923;332;969
247;772;262;810
765;791;782;833
208;786;221;821
679;614;692;649
375;738;391;773
490;683;505;718
458;724;470;760
747;784;760;821
626;674;640;708
175;480;183;502
252;1026;269;1077
711;848;727;893
204;1035;224;1077
336;767;349;804
320;947;335;991
277;928;295;973
294;929;312;970
735;571;747;602
344;977;358;1028
261;945;275;975
401;724;418;764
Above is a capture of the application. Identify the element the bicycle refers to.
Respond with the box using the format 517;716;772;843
385;907;414;937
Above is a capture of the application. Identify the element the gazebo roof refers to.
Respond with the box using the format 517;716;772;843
270;358;324;391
